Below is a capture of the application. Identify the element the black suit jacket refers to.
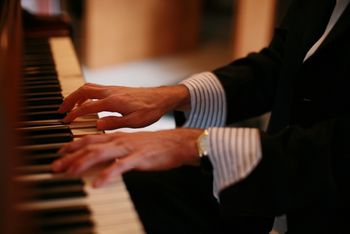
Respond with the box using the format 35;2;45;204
212;0;350;232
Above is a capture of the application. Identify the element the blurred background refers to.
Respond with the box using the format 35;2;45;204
21;0;291;86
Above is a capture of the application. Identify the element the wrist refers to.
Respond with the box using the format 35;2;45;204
156;85;190;112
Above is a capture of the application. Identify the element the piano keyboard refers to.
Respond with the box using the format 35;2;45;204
17;36;145;234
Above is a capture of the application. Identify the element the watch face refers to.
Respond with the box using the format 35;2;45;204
198;130;209;157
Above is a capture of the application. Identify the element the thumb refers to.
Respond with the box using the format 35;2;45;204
97;116;129;130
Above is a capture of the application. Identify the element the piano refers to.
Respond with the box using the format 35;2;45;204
1;1;145;233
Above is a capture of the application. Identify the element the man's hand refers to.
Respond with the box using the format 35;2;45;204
59;83;190;130
51;128;203;187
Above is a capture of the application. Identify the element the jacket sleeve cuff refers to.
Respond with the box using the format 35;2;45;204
180;72;227;128
207;127;262;198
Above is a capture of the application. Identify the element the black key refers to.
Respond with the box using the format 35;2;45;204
22;152;62;165
22;76;59;82
22;132;72;145
22;91;62;99
23;185;86;201
20;177;84;188
38;214;93;230
22;79;60;86
21;111;65;121
15;165;52;175
22;84;61;93
18;142;66;154
24;70;57;78
19;125;70;135
25;96;63;106
22;205;91;219
21;104;61;113
19;119;65;128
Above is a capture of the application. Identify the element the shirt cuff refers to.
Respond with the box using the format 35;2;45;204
180;72;227;128
207;127;262;198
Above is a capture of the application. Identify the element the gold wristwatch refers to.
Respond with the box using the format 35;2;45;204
197;129;209;158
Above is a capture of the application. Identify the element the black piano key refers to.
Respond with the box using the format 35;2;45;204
41;227;95;234
23;185;87;201
15;165;52;175
21;111;65;121
24;50;52;56
25;96;63;106
22;79;60;86
21;153;62;166
21;177;84;188
18;142;66;154
18;177;86;200
21;104;61;113
22;132;72;145
38;214;93;230
24;60;55;67
21;206;94;234
22;91;62;99
22;76;58;82
23;64;55;71
22;152;61;165
24;71;58;78
23;205;91;218
24;57;54;63
19;125;70;134
19;119;65;128
22;84;61;93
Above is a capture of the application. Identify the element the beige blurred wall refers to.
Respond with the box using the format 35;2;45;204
82;0;202;69
232;0;277;59
80;0;277;69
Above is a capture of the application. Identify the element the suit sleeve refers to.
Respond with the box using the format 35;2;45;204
213;30;285;124
212;0;302;124
218;115;350;217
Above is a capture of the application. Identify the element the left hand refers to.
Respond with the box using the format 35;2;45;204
51;128;203;187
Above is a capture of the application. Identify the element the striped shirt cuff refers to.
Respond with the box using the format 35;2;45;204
180;72;227;128
207;127;262;198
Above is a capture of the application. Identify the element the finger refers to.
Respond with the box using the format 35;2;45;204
58;84;109;113
96;116;126;130
58;134;112;154
76;97;88;106
97;111;156;130
62;98;110;123
51;148;87;172
93;153;141;187
65;144;115;176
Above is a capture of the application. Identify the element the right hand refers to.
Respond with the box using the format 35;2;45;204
59;83;190;130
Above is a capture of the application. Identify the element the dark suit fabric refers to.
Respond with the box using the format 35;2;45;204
213;0;350;233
